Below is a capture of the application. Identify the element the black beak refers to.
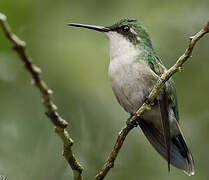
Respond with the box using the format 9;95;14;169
68;23;110;32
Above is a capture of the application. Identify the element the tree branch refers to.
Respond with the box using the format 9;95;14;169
0;13;84;180
95;20;209;180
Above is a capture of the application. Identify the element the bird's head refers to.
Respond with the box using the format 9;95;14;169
69;18;153;60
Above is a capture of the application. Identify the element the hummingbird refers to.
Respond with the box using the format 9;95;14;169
68;18;195;175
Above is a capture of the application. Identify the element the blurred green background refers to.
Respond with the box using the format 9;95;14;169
0;0;209;179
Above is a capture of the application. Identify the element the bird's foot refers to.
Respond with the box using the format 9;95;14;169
126;114;138;129
145;97;157;107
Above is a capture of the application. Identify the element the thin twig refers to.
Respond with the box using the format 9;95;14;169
0;13;84;180
95;20;209;180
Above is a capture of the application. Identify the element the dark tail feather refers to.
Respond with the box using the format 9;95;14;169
138;120;195;176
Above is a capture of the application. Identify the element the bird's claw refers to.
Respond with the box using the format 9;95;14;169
126;116;138;129
145;97;156;107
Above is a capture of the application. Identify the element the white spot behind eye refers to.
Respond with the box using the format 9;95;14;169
137;36;141;41
130;28;137;35
130;28;141;41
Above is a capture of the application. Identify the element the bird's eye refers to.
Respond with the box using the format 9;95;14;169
121;25;130;33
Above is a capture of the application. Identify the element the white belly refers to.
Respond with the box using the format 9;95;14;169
108;58;157;113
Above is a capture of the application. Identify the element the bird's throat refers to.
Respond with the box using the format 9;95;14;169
105;31;139;62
